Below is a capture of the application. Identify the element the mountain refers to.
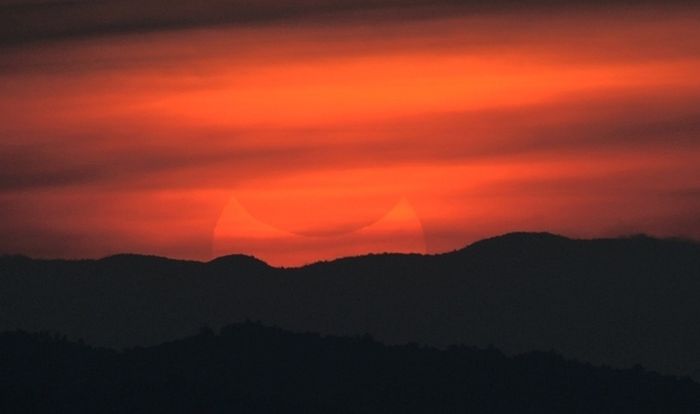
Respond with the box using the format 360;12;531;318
2;322;699;414
1;232;700;379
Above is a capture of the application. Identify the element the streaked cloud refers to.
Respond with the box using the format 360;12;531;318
1;3;699;264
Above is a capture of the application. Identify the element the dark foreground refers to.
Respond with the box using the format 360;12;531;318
3;233;700;380
1;322;699;414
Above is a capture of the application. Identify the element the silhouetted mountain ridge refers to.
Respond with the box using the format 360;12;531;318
2;232;699;380
207;254;271;272
2;231;692;268
2;322;699;413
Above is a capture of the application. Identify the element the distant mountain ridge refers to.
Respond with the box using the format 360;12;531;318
2;232;700;379
1;231;692;268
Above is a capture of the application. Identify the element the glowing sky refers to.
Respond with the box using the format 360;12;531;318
1;1;700;265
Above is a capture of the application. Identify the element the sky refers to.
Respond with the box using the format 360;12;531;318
1;0;700;266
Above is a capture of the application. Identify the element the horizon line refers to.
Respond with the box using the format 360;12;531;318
2;231;697;269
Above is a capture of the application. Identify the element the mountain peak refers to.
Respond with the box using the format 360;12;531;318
458;232;572;252
207;254;270;271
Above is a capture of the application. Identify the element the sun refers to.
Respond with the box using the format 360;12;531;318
212;196;426;266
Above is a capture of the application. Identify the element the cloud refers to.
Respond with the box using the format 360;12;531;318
1;0;698;46
0;137;320;190
1;86;699;192
1;2;700;261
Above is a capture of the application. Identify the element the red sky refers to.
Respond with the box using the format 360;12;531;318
1;2;700;266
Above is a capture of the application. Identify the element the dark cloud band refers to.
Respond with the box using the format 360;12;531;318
1;0;696;46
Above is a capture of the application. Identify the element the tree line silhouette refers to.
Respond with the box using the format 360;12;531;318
1;322;699;413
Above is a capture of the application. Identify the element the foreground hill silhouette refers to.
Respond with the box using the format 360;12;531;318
2;232;700;379
2;322;699;413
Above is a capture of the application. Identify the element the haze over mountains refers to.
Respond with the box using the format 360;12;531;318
2;232;699;379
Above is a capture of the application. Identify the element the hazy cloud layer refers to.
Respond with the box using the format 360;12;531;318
1;4;699;263
2;0;699;45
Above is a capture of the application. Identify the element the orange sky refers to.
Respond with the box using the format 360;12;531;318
1;3;700;265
